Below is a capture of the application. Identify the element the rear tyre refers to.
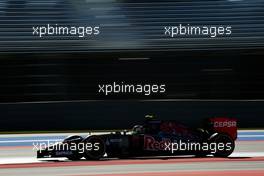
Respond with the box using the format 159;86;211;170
210;133;235;157
83;136;106;160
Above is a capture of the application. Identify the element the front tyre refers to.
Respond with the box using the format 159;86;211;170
63;135;84;161
67;154;82;161
83;136;106;160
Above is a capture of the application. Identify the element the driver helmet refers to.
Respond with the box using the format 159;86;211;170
132;125;144;134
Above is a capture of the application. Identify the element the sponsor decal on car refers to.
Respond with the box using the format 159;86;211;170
144;135;171;151
55;151;73;156
213;121;237;128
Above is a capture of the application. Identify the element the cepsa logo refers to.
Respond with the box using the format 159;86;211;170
144;135;171;151
213;121;237;128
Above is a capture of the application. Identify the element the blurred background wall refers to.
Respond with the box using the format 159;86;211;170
0;0;264;131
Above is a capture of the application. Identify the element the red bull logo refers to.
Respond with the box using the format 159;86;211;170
144;135;171;151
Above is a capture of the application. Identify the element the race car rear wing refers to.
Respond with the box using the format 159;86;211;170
205;117;237;140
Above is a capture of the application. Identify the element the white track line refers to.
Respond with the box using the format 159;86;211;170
0;157;67;164
1;152;264;165
230;152;264;157
0;139;63;143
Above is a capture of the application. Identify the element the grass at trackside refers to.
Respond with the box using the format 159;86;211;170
0;128;263;134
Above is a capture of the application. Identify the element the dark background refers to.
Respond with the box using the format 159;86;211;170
1;100;264;131
1;50;264;131
0;0;264;131
1;49;264;102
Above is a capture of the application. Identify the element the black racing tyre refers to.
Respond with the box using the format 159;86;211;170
63;135;84;161
83;136;106;160
195;152;209;158
67;155;82;161
210;133;235;157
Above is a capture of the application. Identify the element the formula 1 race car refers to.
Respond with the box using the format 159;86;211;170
37;117;237;160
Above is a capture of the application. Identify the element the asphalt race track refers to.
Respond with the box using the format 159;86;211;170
0;131;263;176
